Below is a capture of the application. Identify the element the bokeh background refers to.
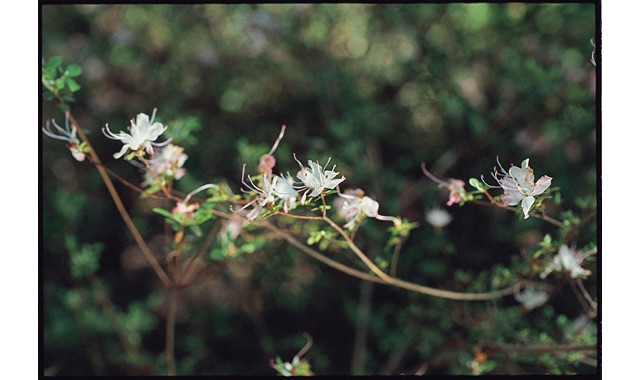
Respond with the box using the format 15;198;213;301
41;4;597;375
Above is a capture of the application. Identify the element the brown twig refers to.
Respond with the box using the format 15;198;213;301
470;199;565;228
258;219;517;301
485;343;597;355
66;111;172;288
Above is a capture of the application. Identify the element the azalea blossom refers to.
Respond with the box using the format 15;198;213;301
142;143;188;186
421;163;467;206
486;157;552;219
336;188;399;229
514;286;549;310
42;111;86;161
540;244;592;279
293;154;346;204
235;164;278;221
102;108;169;159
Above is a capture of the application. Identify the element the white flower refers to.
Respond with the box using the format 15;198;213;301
540;245;592;279
336;188;399;229
489;157;552;219
143;143;188;186
293;154;346;204
102;108;169;159
425;208;452;228
236;165;301;220
235;165;278;221
42;111;86;161
273;174;298;214
514;287;549;310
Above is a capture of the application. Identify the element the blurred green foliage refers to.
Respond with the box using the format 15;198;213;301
42;4;597;375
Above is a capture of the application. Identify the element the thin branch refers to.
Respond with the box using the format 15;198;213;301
165;287;178;376
66;111;172;288
390;234;408;278
258;219;517;301
322;215;394;282
91;161;171;200
485;343;597;355
576;278;597;313
139;155;173;199
470;199;565;228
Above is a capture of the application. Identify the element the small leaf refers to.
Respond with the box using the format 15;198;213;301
65;78;81;92
152;207;175;219
468;177;485;191
55;77;66;90
65;64;83;77
189;224;203;237
48;56;63;70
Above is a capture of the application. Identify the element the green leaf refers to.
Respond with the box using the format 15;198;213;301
47;56;63;70
65;78;81;92
189;224;203;237
55;77;66;91
468;177;485;191
65;64;83;77
152;207;175;219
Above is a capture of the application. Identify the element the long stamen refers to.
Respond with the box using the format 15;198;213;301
240;164;252;191
42;120;71;141
323;157;332;171
184;183;218;204
63;110;72;130
293;153;305;170
495;156;509;176
51;118;70;136
102;124;119;139
481;174;501;189
153;138;173;148
267;124;287;155
246;175;262;193
420;163;448;186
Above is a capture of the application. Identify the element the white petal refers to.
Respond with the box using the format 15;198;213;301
532;175;553;196
520;196;535;218
113;145;131;159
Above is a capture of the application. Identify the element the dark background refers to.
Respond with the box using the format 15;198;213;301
41;4;597;375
